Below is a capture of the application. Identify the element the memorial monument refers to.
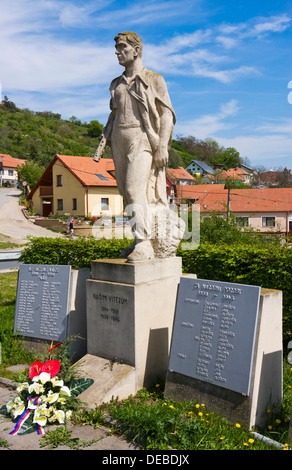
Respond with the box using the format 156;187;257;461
93;31;184;262
80;33;185;403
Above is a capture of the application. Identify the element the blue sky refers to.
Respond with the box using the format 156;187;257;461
0;0;291;170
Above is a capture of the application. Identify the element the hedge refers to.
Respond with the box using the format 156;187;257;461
20;237;292;343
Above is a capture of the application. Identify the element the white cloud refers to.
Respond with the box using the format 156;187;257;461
175;99;240;137
216;133;292;168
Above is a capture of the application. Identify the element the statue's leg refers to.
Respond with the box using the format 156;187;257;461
123;130;154;262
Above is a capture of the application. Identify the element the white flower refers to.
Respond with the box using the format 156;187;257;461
33;410;47;427
46;391;59;404
28;382;45;395
12;403;26;418
51;377;64;388
48;409;65;424
60;385;71;396
16;382;29;393
33;372;51;384
65;410;72;420
6;399;16;412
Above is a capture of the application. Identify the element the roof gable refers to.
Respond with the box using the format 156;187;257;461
56;155;117;187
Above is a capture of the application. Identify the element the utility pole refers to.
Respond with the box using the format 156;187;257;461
0;156;3;186
225;185;231;220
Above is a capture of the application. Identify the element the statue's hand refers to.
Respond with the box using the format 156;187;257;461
154;145;168;168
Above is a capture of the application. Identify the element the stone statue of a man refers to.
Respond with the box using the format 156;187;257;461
94;32;184;262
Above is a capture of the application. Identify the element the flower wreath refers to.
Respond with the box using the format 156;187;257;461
1;358;93;436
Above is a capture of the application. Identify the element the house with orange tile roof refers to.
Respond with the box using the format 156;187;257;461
201;166;251;185
0;153;26;187
176;184;292;235
27;154;123;218
166;167;195;185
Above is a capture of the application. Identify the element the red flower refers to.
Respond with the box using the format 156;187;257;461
41;360;60;378
29;360;61;379
29;361;44;379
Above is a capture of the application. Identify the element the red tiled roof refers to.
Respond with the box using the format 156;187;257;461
56;155;117;187
217;168;245;181
176;185;292;213
166;167;195;181
0;154;26;168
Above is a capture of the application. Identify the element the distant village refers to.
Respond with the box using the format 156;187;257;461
1;152;292;236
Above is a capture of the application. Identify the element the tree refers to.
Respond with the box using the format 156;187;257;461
1;96;18;112
87;120;103;138
17;161;45;189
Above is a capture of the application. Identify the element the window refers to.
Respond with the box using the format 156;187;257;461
72;198;77;210
57;199;63;211
0;170;3;175
56;175;62;186
236;216;249;227
262;216;275;227
8;170;13;176
101;198;109;210
96;173;108;181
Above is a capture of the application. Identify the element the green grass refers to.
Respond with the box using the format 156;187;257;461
0;233;21;250
0;272;37;371
1;271;292;450
93;382;292;451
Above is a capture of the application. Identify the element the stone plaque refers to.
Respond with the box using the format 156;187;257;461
14;264;71;341
168;277;261;395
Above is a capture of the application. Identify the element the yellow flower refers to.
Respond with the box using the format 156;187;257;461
248;438;254;444
169;405;175;409
235;423;241;428
268;425;272;430
201;404;205;407
155;384;160;388
219;437;225;440
275;419;281;424
243;442;249;446
198;412;203;416
195;404;200;408
266;409;271;413
188;411;193;415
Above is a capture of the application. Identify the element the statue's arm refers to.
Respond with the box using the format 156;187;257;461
93;104;115;162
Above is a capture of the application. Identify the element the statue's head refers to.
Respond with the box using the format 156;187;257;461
114;32;143;58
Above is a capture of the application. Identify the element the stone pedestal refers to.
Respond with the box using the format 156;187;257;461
84;257;182;403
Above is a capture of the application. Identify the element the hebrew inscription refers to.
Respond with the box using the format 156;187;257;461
168;278;261;395
14;265;71;341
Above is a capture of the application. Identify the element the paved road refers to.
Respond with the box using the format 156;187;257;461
0;187;63;246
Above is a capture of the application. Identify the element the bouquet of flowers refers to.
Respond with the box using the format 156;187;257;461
1;356;93;436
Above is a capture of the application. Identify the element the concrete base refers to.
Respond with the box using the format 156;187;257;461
86;257;182;396
74;354;136;407
165;288;283;430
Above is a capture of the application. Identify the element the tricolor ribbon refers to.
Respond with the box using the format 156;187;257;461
9;409;31;435
36;424;45;435
9;397;45;436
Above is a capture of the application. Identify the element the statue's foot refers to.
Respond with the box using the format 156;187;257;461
120;240;136;258
127;240;154;263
